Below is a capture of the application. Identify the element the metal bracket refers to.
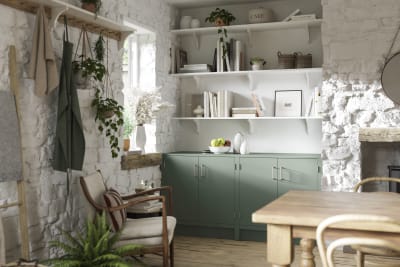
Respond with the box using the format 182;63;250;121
246;29;253;47
192;32;199;49
50;6;68;30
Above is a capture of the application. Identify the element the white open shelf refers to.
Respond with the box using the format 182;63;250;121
173;117;322;134
0;0;135;47
171;67;322;78
171;19;322;36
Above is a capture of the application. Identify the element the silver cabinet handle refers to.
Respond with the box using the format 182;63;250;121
200;164;206;177
194;164;199;177
272;166;278;181
279;166;290;182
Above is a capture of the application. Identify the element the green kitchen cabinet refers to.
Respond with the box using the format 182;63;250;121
162;154;235;228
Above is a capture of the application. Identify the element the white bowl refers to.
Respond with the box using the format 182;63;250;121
209;146;230;154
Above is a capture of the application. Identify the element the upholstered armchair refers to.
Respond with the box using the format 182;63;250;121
80;170;176;267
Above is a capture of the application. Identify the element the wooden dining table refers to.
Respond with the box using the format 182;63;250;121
252;190;400;267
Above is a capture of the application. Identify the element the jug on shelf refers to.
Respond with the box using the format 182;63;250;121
233;132;243;154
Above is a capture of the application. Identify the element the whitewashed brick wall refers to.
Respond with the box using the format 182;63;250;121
321;0;400;191
0;0;177;260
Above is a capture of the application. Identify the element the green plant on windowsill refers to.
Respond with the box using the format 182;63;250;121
42;213;141;267
92;88;124;158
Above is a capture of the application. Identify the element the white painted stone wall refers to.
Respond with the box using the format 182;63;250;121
321;0;400;191
0;0;177;260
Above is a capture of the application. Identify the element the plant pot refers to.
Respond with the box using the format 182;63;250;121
123;139;130;152
73;70;89;88
99;110;114;119
81;3;96;13
214;17;226;26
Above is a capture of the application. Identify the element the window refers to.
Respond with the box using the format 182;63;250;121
122;22;156;153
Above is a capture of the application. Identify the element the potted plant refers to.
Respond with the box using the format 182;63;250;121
205;8;236;63
73;34;106;85
205;8;236;26
80;0;102;14
250;57;266;70
43;213;141;266
123;112;134;152
92;88;124;158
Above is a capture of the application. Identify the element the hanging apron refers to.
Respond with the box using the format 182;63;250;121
53;18;85;173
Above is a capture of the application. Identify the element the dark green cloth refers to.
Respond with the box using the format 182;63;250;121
53;40;85;171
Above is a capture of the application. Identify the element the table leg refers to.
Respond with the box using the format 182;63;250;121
267;224;293;267
300;238;316;267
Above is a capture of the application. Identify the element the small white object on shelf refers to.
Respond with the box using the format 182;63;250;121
240;140;249;154
249;7;273;24
180;16;192;29
209;146;230;154
282;9;301;22
190;18;200;28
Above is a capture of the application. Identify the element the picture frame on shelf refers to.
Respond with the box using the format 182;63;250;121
274;90;302;117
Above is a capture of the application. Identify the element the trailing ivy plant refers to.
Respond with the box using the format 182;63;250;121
43;212;141;267
92;88;124;158
205;8;236;61
73;57;106;82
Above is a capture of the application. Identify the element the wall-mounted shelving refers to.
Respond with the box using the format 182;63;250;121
171;19;322;48
0;0;135;48
173;117;322;134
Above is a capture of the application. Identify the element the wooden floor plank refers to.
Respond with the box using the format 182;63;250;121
133;235;399;267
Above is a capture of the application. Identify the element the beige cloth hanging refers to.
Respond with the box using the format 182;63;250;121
28;5;59;96
0;213;5;265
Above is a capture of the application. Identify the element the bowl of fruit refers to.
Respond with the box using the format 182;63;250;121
209;138;231;154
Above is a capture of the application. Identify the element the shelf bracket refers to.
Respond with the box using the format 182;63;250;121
192;32;200;49
50;6;68;30
305;25;311;43
193;76;201;89
247;72;255;91
246;29;253;47
176;119;200;134
304;118;310;135
119;31;133;50
247;119;255;134
305;71;310;89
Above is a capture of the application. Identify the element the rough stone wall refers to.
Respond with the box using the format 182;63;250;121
321;0;400;191
0;0;176;260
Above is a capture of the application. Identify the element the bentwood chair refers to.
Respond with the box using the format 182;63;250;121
316;214;400;267
80;170;176;267
351;177;400;266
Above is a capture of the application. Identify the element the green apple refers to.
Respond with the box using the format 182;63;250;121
217;138;225;146
210;139;218;147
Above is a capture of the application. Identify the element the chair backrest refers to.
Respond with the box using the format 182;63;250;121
353;177;400;192
316;214;400;267
80;171;108;219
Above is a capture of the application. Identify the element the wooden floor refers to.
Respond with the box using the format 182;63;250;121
132;235;361;267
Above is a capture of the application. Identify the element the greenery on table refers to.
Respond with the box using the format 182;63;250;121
43;213;141;267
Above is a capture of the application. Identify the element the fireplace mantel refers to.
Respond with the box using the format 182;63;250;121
359;128;400;142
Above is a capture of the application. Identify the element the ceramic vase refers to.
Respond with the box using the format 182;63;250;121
180;16;192;29
135;125;146;154
233;132;243;154
240;140;248;154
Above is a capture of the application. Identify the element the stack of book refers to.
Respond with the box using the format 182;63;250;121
179;64;212;73
214;38;245;72
232;107;258;118
203;90;233;118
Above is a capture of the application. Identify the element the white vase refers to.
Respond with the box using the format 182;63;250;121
240;140;248;154
180;16;192;29
233;132;243;154
190;18;200;28
135;125;146;154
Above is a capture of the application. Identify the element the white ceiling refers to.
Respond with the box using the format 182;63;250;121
166;0;265;8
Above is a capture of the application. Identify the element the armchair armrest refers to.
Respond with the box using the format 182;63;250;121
121;186;173;215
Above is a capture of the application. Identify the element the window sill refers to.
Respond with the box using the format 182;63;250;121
121;153;162;170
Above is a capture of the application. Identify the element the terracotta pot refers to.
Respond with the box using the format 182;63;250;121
81;3;96;13
214;17;226;26
123;139;130;152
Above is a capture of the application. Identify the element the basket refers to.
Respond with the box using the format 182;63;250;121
295;53;312;68
277;52;295;69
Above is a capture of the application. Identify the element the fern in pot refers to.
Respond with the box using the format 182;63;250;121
43;213;141;267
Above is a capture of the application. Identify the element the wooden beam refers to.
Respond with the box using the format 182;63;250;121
121;153;162;170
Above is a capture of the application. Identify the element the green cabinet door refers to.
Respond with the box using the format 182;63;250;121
277;158;320;197
163;155;199;223
239;157;277;230
198;156;235;227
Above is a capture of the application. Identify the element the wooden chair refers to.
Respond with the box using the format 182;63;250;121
352;177;400;266
80;171;176;267
316;214;400;267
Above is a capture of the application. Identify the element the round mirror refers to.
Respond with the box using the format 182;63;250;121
382;52;400;105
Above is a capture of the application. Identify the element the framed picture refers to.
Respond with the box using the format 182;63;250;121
274;90;302;117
